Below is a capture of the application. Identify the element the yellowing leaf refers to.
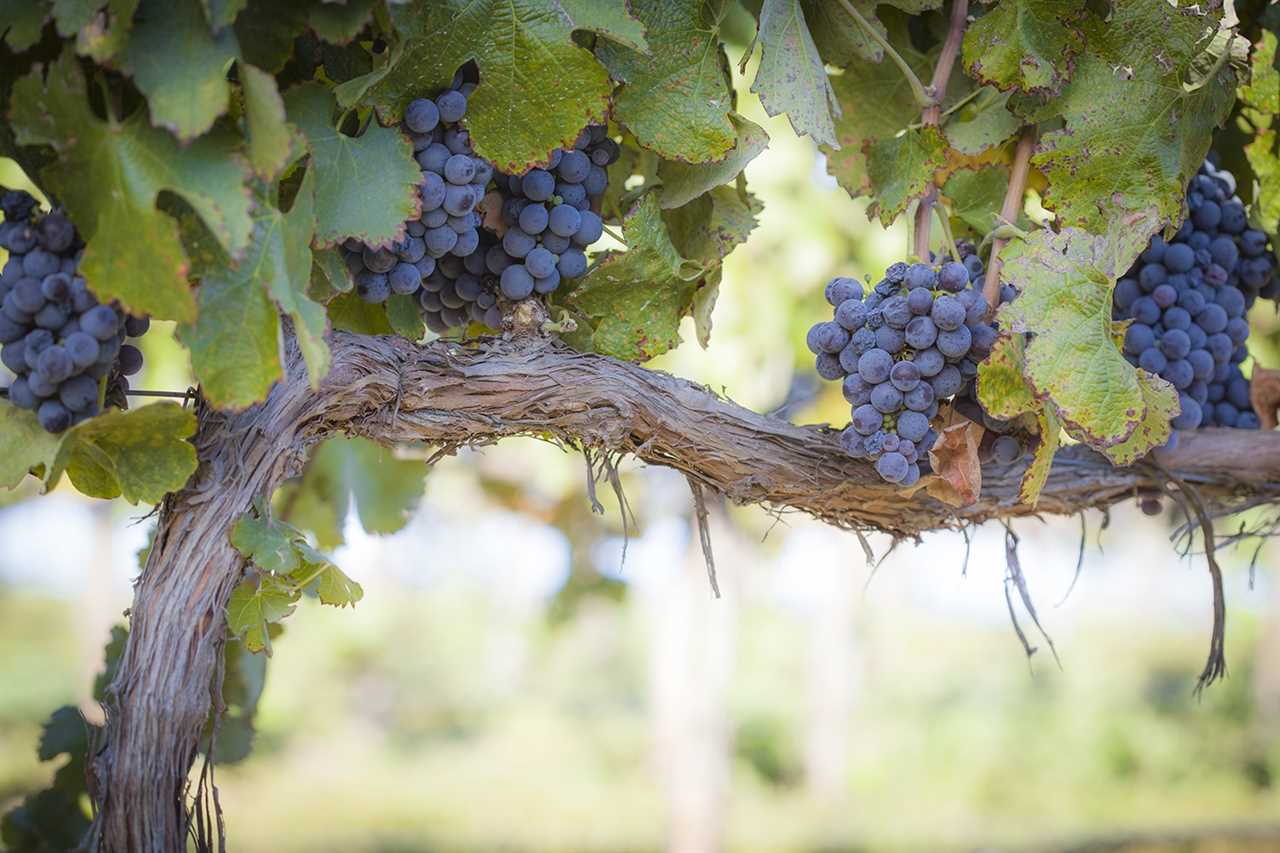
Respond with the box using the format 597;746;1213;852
52;403;198;504
976;333;1062;505
997;213;1179;456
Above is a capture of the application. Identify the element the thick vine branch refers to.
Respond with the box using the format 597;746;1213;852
912;0;969;258
983;126;1038;308
92;331;1280;851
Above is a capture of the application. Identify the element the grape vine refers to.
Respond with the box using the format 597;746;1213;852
0;0;1275;849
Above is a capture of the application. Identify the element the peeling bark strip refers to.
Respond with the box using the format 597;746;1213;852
92;331;1280;850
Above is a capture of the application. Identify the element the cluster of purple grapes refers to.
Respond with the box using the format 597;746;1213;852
340;69;615;334
1113;161;1277;430
808;252;997;485
0;190;148;433
485;128;613;303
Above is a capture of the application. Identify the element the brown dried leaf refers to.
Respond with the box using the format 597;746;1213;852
926;410;985;507
480;189;507;236
1250;365;1280;430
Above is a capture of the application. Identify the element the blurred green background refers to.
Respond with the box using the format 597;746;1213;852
2;53;1280;853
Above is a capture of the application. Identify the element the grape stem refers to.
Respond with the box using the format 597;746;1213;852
911;0;970;259
600;223;627;247
982;126;1037;314
835;0;932;109
933;202;962;264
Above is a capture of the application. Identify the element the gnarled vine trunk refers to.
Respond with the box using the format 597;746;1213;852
91;331;1280;850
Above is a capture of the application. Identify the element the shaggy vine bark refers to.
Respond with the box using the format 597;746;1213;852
91;331;1280;850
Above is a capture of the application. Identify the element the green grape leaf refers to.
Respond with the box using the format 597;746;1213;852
239;63;294;180
599;135;659;221
386;293;425;341
178;232;283;410
293;543;363;607
233;0;310;72
52;0;98;37
689;265;721;349
0;0;49;51
37;706;88;762
1241;32;1278;232
0;403;66;489
202;638;266;765
961;0;1085;96
231;510;302;574
558;0;649;51
309;246;354;301
226;573;298;655
797;0;940;67
976;333;1060;506
751;0;839;148
75;0;138;62
1026;1;1236;231
662;185;759;348
597;0;735;163
326;290;394;334
1097;370;1177;466
181;171;327;408
562;193;702;361
285;82;421;248
202;0;249;29
92;624;129;702
11;49;254;321
865;126;947;226
663;184;760;267
123;0;240;140
820;32;930;197
52;403;199;504
367;0;611;173
997;213;1179;451
276;435;426;547
800;0;882;66
309;0;376;44
657;114;768;209
262;167;329;387
942;166;1016;235
944;88;1021;155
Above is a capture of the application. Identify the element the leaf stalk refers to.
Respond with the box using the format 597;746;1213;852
835;0;933;108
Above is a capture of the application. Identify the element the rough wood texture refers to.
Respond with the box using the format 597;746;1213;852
92;331;1280;850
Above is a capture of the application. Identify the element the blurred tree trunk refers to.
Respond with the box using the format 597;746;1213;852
79;503;116;725
804;528;858;803
646;492;736;853
1254;563;1280;724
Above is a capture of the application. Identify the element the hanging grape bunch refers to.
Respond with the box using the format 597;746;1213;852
1113;161;1278;430
807;249;998;485
0;189;149;433
339;67;617;334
